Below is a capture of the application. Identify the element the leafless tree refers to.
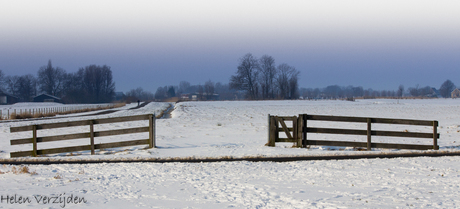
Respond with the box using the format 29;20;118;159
126;87;154;101
204;80;215;100
197;84;204;100
154;86;167;100
80;65;115;103
276;63;299;99
0;69;5;92
16;74;37;101
397;85;404;98
230;53;259;100
439;79;455;98
178;81;191;94
37;60;66;97
258;55;277;99
5;75;19;96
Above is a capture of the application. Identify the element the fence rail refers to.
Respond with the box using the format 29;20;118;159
267;114;439;150
9;114;156;157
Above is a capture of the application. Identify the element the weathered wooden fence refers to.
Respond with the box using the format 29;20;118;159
267;114;439;150
9;114;156;157
1;104;117;120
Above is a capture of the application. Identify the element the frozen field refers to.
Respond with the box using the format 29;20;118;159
1;99;460;208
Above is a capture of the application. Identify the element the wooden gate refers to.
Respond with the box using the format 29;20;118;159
266;114;302;147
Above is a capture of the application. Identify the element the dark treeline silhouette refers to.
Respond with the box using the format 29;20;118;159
0;60;115;103
300;79;457;100
229;53;300;100
148;80;241;101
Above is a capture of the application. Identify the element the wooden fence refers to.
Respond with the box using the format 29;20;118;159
267;114;439;150
9;114;156;157
1;104;117;120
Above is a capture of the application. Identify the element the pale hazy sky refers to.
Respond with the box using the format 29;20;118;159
1;0;459;92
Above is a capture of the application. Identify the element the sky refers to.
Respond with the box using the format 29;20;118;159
1;0;460;93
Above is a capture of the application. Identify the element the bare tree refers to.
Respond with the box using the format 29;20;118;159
230;53;259;100
197;85;204;100
276;63;299;99
154;86;167;100
408;84;420;97
80;65;115;103
126;87;154;101
37;60;66;97
397;85;404;98
178;81;191;94
439;79;455;98
16;74;37;102
204;80;215;100
0;70;5;92
61;71;84;103
258;55;277;99
5;75;19;96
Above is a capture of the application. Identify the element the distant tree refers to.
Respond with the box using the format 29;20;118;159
197;85;204;100
154;87;167;100
167;86;176;98
61;71;84;103
126;87;154;102
397;85;404;97
258;55;277;99
230;53;259;100
276;63;299;99
0;69;5;92
37;60;66;97
5;75;19;96
323;85;342;98
408;84;420;97
80;65;115;103
178;81;191;94
16;74;37;102
439;79;456;98
204;80;215;100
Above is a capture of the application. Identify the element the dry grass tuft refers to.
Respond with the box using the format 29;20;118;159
11;166;37;175
54;174;62;179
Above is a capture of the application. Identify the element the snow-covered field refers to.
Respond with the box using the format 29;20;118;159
1;99;460;208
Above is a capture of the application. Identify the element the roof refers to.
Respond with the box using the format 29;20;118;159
0;91;19;98
34;93;61;100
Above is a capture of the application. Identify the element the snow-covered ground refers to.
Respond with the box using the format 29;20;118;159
1;99;460;208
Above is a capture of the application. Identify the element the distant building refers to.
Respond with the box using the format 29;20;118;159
0;92;19;105
452;88;460;98
33;94;62;103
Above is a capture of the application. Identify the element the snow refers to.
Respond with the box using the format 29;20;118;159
1;99;460;208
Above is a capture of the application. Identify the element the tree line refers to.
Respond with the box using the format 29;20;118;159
229;53;300;100
299;79;457;100
0;60;115;103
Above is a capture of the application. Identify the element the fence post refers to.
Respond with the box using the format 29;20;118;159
149;114;156;148
297;115;302;147
367;118;372;151
90;120;95;155
433;121;438;150
32;125;37;157
267;114;271;146
267;115;276;147
302;114;307;148
292;116;299;147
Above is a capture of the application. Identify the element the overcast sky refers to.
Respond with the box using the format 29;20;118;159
1;0;459;93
